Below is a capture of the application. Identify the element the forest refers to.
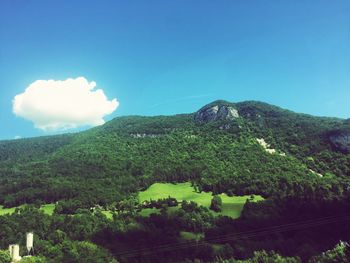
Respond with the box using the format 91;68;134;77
1;100;350;262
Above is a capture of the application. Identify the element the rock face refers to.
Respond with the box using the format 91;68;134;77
329;132;350;153
194;103;239;123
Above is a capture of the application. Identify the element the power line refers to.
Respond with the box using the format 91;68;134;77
113;214;350;258
117;214;350;257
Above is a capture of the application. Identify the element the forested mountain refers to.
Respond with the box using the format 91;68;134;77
1;100;350;262
1;100;349;207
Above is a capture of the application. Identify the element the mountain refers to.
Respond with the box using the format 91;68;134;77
2;100;350;262
1;100;350;208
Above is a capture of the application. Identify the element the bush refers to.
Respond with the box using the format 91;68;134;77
0;250;11;263
210;195;222;212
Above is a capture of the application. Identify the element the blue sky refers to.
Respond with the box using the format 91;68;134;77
0;0;350;140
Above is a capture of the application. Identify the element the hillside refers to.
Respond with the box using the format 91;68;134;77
1;100;350;208
1;100;350;262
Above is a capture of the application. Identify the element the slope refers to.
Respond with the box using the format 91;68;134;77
0;100;349;209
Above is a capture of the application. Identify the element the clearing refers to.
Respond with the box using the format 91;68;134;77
138;182;264;218
0;204;55;216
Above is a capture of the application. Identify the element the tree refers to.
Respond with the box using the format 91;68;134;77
210;195;222;212
0;250;11;263
20;256;48;263
235;250;301;263
309;242;350;263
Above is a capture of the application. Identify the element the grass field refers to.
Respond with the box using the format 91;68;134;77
0;205;19;216
101;210;114;219
138;182;264;218
0;203;55;216
1;183;263;219
102;207;160;219
179;231;204;241
40;204;56;215
139;207;160;217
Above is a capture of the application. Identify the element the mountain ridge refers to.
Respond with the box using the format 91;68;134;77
1;99;347;143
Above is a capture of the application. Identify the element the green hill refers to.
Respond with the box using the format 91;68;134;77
2;100;350;262
0;100;349;208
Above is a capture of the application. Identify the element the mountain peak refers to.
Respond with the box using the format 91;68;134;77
194;100;239;123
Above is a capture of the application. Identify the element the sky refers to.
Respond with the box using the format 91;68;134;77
0;0;350;140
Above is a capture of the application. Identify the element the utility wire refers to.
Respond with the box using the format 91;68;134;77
117;215;346;257
113;214;350;258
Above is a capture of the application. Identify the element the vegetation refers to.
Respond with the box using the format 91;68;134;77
0;204;55;216
233;250;301;263
1;100;350;262
0;205;21;216
40;204;56;215
210;195;222;212
0;250;11;263
138;182;263;218
308;242;350;263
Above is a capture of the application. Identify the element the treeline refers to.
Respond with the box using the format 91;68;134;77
1;194;350;262
0;206;116;263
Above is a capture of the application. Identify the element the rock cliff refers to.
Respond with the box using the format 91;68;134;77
194;101;239;123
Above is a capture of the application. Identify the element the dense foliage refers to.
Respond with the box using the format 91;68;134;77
1;100;350;262
210;196;222;212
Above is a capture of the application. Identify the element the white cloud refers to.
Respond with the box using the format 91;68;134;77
13;77;119;131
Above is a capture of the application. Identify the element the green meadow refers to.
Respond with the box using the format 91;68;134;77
179;231;204;241
0;203;55;216
40;203;56;215
138;182;264;218
1;183;263;219
0;205;19;216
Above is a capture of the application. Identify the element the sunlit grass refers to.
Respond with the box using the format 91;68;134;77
0;203;56;216
138;182;264;218
40;203;56;215
0;205;19;216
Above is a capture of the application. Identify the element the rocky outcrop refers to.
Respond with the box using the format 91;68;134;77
329;132;350;153
194;103;239;123
130;133;161;138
